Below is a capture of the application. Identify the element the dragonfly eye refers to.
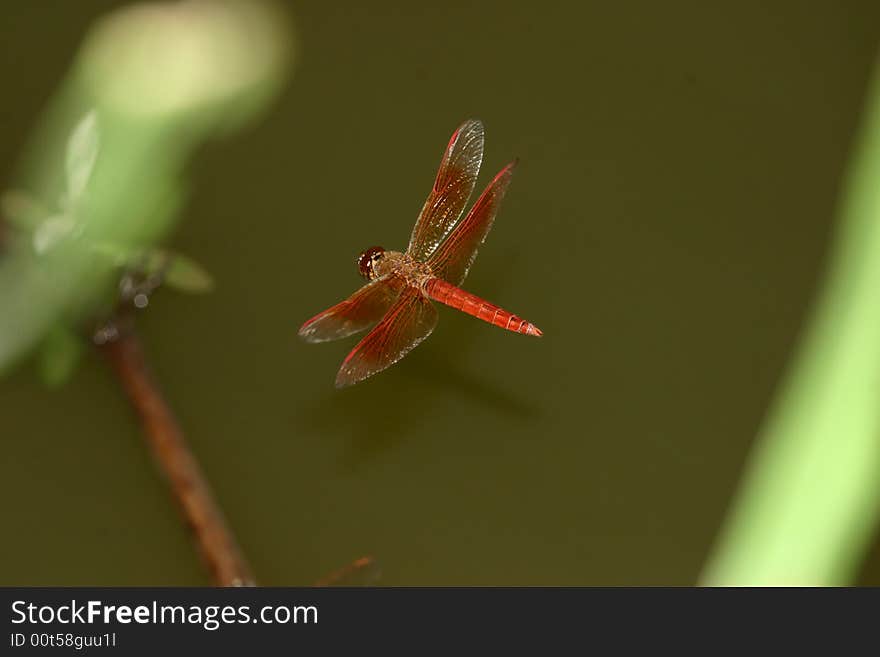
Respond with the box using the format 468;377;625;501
357;246;385;279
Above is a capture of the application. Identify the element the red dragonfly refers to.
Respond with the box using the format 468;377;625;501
299;119;542;388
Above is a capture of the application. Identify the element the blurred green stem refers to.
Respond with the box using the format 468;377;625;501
702;60;880;585
100;320;255;586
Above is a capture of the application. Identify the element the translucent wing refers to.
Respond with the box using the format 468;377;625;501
299;276;405;343
427;160;517;286
335;288;438;388
406;119;484;262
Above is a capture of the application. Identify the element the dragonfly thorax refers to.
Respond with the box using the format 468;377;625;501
357;248;432;284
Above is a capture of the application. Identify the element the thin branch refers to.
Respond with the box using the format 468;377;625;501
99;321;255;586
315;556;378;587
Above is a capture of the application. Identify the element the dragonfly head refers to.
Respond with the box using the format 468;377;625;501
357;246;386;280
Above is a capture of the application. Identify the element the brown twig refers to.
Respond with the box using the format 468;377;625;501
314;555;378;587
99;321;255;586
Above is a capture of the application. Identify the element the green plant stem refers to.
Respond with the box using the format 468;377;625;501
100;323;255;586
702;61;880;585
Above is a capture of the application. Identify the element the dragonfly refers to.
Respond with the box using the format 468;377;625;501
299;119;542;388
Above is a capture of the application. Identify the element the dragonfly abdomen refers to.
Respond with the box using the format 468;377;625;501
425;278;542;337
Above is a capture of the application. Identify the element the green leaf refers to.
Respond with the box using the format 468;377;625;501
147;249;215;294
87;243;214;294
63;110;99;208
0;0;290;375
32;213;76;255
88;240;135;267
39;325;84;387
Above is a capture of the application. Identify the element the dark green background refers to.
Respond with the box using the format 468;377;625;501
2;1;879;584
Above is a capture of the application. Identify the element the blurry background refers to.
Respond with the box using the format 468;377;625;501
2;0;880;585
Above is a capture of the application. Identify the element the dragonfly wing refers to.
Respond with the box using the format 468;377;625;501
335;288;438;388
406;120;484;262
427;160;517;285
299;275;405;343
